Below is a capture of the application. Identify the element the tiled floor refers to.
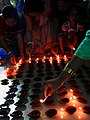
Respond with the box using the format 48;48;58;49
0;57;90;120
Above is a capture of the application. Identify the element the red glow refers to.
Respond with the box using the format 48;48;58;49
73;47;75;50
42;56;46;63
49;56;53;64
35;58;39;63
56;55;61;64
63;55;68;62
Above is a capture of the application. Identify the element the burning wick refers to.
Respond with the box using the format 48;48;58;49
40;97;48;103
73;47;75;50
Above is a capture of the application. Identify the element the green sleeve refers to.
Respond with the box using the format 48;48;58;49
74;30;90;60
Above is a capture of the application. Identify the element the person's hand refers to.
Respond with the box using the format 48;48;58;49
26;47;32;55
69;44;75;50
44;78;60;98
18;54;24;60
18;54;25;63
26;42;34;55
9;53;16;64
51;43;58;56
44;82;54;98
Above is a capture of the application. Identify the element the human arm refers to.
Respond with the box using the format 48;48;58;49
0;36;16;64
58;34;65;55
68;33;78;50
24;14;33;55
17;32;24;60
44;55;85;98
0;16;16;64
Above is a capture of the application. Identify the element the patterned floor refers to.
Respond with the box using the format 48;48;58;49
0;57;90;120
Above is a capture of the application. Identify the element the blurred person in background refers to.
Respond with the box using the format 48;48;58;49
0;5;25;64
24;0;58;56
58;3;85;56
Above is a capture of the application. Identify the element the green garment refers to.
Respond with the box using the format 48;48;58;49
74;30;90;60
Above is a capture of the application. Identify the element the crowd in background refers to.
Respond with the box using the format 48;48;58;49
0;0;90;64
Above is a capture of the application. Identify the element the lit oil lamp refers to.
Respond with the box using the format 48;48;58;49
42;56;46;63
56;55;61;64
75;106;83;119
49;57;53;65
70;89;73;93
4;58;23;78
4;67;14;76
15;64;19;70
70;95;77;106
63;55;68;63
36;58;39;63
60;108;64;119
15;59;23;69
28;57;31;63
69;89;74;96
79;107;82;111
73;47;75;50
19;59;22;64
78;115;81;119
40;96;48;103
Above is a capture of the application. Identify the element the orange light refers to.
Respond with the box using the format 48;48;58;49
78;115;81;119
60;108;64;111
73;95;76;99
15;64;19;70
63;55;68;62
36;58;39;63
70;95;77;106
61;115;64;119
49;56;53;64
19;59;22;63
70;96;73;100
73;47;75;50
29;57;31;63
56;55;61;64
40;97;48;103
42;56;46;63
79;107;82;111
73;104;76;107
40;99;44;103
70;89;73;93
77;107;83;119
60;108;64;119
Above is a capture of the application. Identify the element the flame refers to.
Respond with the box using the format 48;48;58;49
63;55;68;62
60;108;64;119
4;58;23;77
49;56;53;64
36;58;39;63
40;99;44;103
78;115;81;119
79;107;82;111
42;56;46;63
73;47;75;50
29;57;31;63
56;55;61;64
70;89;73;93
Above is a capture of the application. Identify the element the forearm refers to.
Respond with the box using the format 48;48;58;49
73;36;78;47
56;55;85;89
24;14;32;43
25;29;32;43
17;34;24;55
58;35;64;53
